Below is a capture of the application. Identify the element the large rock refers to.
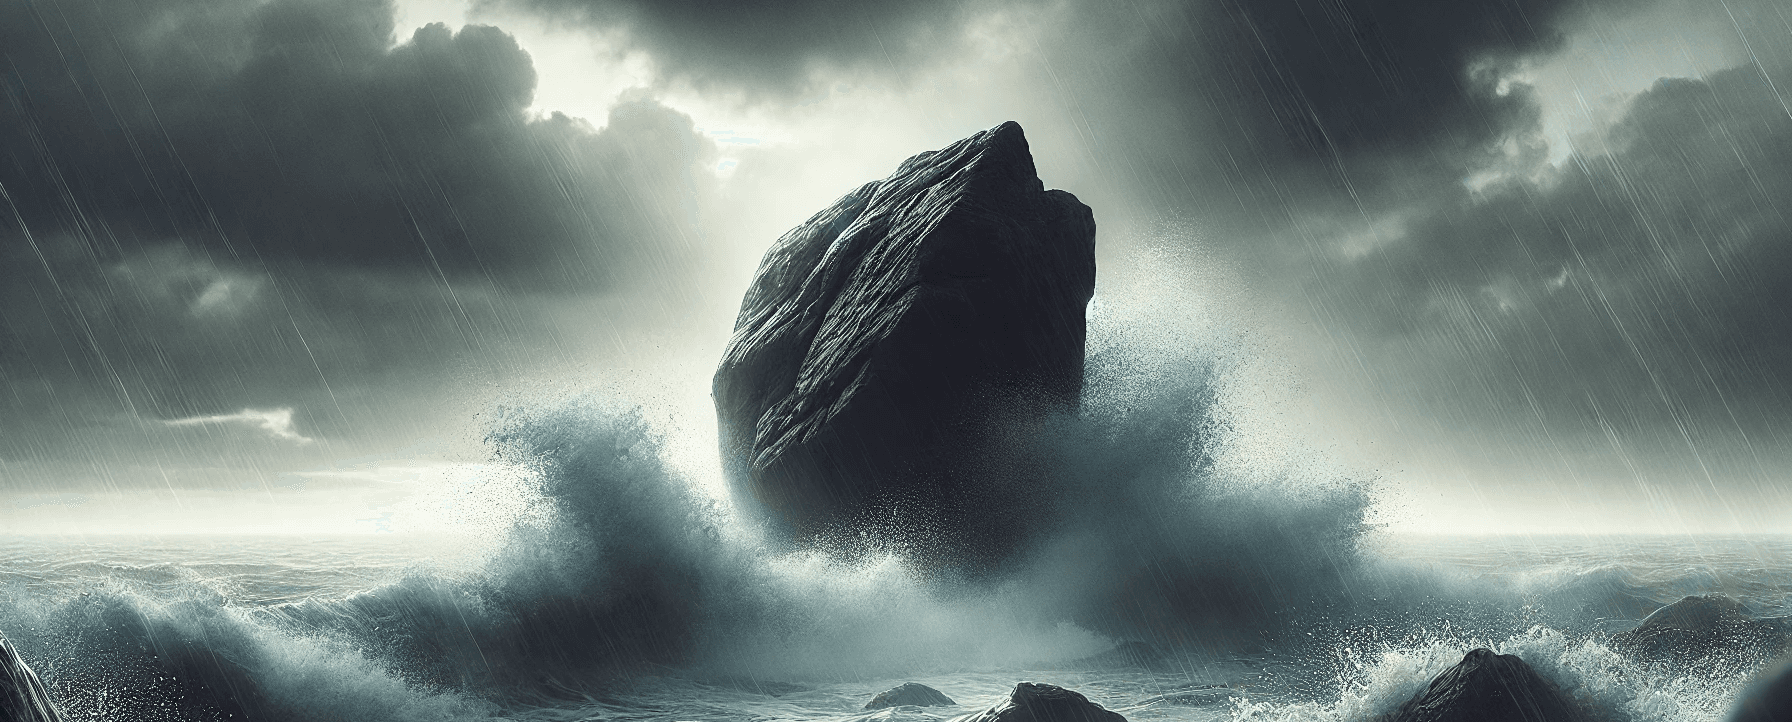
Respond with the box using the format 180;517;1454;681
1610;595;1790;662
952;682;1125;722
1;634;63;722
1383;649;1591;722
865;682;956;709
714;121;1096;549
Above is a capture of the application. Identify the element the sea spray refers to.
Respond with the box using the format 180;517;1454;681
4;305;1779;720
1231;625;1767;722
0;582;490;722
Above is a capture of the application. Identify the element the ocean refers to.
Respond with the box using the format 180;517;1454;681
2;338;1788;722
2;528;1787;720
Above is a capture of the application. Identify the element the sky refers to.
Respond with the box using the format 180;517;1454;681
2;0;1790;535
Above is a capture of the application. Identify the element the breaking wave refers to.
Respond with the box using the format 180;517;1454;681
0;302;1781;721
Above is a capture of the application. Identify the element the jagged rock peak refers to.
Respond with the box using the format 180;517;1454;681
714;121;1095;552
952;682;1126;722
1384;648;1591;722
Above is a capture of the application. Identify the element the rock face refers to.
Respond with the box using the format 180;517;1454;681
952;682;1126;722
865;682;956;709
1610;595;1790;662
714;121;1096;547
1384;649;1590;722
1;635;63;722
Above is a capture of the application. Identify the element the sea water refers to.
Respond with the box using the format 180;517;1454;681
2;320;1788;722
1;531;1787;721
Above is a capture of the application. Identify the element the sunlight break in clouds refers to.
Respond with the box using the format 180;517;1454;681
163;408;316;445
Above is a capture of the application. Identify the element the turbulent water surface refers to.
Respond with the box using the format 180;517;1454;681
2;326;1788;722
2;528;1788;721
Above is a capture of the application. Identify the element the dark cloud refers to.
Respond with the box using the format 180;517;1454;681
1012;0;1628;226
5;0;1790;520
527;0;1617;187
0;0;720;488
1292;56;1792;474
1;0;708;284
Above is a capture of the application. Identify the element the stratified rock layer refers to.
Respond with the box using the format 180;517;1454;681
1385;649;1589;722
952;682;1126;722
1;634;63;722
714;121;1095;543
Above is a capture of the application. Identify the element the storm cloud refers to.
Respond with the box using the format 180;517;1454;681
0;0;718;493
1;0;708;282
3;0;1789;530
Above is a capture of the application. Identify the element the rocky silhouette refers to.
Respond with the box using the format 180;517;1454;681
714;121;1095;556
1384;648;1591;722
952;682;1126;722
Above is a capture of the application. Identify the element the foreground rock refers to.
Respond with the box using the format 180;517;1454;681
1;635;63;722
952;682;1125;722
865;682;956;709
1610;595;1790;662
1384;649;1591;722
1730;657;1792;722
714;121;1096;551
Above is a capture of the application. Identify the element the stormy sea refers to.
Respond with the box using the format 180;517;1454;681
2;310;1788;722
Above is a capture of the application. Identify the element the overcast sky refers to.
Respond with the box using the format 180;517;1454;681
3;0;1789;534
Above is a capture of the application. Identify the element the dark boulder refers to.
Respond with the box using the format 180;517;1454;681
0;634;63;722
1610;595;1790;662
714;121;1096;555
952;682;1126;722
1383;648;1592;722
1730;657;1792;722
865;682;956;709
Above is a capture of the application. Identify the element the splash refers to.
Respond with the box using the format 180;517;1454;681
14;297;1778;722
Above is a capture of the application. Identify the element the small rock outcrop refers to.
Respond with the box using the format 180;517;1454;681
1610;595;1790;662
952;682;1126;722
1;635;63;722
714;121;1096;552
1384;649;1590;722
865;682;956;709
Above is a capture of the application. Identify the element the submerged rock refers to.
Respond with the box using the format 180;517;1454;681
865;682;956;709
1385;648;1590;722
952;682;1126;722
0;634;63;722
1610;595;1790;662
714;121;1096;551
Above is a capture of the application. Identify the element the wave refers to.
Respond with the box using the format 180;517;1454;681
0;304;1780;720
1235;626;1772;722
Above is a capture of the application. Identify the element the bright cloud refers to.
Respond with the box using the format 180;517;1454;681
163;408;316;444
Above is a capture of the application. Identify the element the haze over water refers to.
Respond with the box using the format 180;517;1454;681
4;0;1792;719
